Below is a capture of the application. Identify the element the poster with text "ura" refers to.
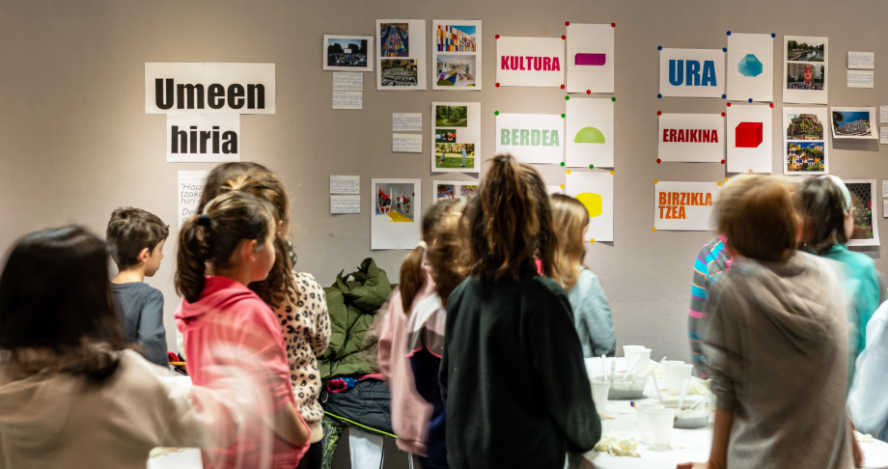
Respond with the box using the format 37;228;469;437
565;170;614;242
659;48;725;98
654;181;719;231
496;36;565;88
495;113;564;164
658;113;724;163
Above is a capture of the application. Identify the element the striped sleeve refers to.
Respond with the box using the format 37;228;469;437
689;239;726;377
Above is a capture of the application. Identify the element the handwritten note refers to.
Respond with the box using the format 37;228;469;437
393;133;422;153
331;195;361;214
881;106;888;123
848;52;875;70
847;70;874;89
882;180;888;198
393;113;422;131
330;175;360;194
881;127;888;145
333;73;363;91
333;91;362;110
178;171;210;230
884;199;888;218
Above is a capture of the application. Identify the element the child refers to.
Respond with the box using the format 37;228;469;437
106;207;169;367
197;164;330;469
175;191;310;469
0;226;239;469
680;174;856;469
686;234;730;378
794;176;880;381
848;300;888;441
440;155;600;468
378;199;466;469
550;194;616;357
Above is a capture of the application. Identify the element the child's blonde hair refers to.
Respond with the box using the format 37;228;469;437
717;174;797;262
550;194;589;291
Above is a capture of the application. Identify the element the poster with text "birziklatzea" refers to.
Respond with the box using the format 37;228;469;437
654;181;719;231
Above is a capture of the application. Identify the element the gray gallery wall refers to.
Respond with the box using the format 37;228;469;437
1;0;887;369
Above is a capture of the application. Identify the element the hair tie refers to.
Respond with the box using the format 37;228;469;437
417;240;428;250
197;214;211;227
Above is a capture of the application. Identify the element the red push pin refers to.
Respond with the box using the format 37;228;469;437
721;112;725;117
560;84;565;89
721;160;726;165
495;83;500;87
565;21;570;26
656;159;662;164
562;35;566;40
586;90;591;94
495;34;500;39
726;102;732;107
657;111;662;116
770;103;774;108
611;23;616;27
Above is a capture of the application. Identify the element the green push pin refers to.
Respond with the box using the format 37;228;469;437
561;113;566;118
494;111;499;116
589;164;594;169
560;162;565;167
612;97;616;102
565;96;570;101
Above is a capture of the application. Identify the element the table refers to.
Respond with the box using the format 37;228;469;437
574;358;888;469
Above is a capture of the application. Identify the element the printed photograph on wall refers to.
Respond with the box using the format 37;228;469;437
435;143;474;169
783;36;828;104
431;102;481;173
433;181;479;203
375;182;415;222
830;107;877;139
432;20;482;91
435;105;468;127
380;59;418;86
435;129;457;142
783;107;828;175
845;180;880;246
380;23;409;57
376;20;427;91
371;178;422;250
323;35;373;71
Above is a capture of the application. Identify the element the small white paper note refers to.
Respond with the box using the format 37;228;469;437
882;180;888;198
393;113;422;131
848;70;874;88
393;133;422;153
883;200;888;218
330;175;360;194
331;195;361;214
333;73;363;91
881;127;888;145
848;52;875;70
333;91;362;110
881;106;888;123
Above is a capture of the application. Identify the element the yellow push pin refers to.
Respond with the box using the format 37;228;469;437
559;184;565;189
610;170;615;175
590;238;596;243
566;169;572;175
653;179;659;184
652;227;657;232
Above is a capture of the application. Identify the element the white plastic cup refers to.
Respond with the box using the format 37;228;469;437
664;363;693;394
646;409;675;449
635;403;665;444
591;380;610;419
625;348;652;378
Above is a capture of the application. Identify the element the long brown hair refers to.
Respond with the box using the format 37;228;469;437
198;164;298;309
551;194;589;291
466;155;557;283
793;176;852;255
176;191;275;303
399;200;467;311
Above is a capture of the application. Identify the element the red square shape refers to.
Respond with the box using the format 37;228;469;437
736;122;763;148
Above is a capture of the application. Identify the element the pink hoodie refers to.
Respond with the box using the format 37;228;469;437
175;276;309;469
377;265;436;456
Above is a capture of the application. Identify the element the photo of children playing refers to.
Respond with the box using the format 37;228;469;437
436;56;475;87
376;182;414;222
436;143;474;169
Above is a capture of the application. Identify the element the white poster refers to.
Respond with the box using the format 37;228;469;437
496;37;565;88
495;113;564;164
726;33;773;103
845;180;880;247
146;63;276;114
371;178;422;250
830;107;877;140
658;113;724;163
177;171;210;230
432;20;482;91
547;185;563;195
377;20;427;90
323;35;373;72
783;36;828;104
432;102;481;172
726;104;772;174
783;107;829;175
166;111;240;163
565;170;614;242
654;181;719;231
659;48;725;98
566;23;614;94
565;98;614;168
432;180;478;203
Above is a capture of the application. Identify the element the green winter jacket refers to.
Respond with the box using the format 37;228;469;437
319;258;392;380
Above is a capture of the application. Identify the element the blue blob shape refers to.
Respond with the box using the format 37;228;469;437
658;46;662;50
723;47;727;52
738;54;763;77
657;94;662;99
727;31;732;35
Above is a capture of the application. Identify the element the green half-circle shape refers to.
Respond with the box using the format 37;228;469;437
575;126;606;144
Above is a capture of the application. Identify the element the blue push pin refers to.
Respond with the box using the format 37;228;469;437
727;31;731;36
657;46;662;50
748;98;753;103
658;94;662;99
771;33;776;38
723;47;727;52
722;94;726;99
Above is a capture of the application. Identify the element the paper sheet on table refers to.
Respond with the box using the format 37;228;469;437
333;72;363;91
848;70;874;88
333;91;362;110
331;195;360;214
330;175;360;194
393;133;422;153
848;52;875;69
393;113;422;131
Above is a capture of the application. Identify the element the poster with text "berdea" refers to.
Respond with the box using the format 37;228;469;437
659;49;725;98
495;113;564;164
496;37;565;88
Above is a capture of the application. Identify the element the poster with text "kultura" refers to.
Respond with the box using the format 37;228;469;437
495;113;564;164
496;36;565;88
654;181;719;231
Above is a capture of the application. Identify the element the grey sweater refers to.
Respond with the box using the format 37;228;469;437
567;268;616;357
705;252;853;469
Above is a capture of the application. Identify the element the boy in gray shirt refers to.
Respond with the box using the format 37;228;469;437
106;207;169;367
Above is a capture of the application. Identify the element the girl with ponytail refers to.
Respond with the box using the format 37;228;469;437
175;190;310;469
439;155;601;468
377;199;466;467
551;194;616;358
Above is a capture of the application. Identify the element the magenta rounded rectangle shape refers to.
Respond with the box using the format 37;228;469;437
575;53;607;66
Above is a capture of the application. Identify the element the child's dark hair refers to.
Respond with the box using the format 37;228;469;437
0;226;124;380
465;155;557;283
399;199;467;311
197;164;298;308
106;207;169;269
793;176;852;255
176;191;275;303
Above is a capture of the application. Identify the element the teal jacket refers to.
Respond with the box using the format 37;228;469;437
821;244;879;353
